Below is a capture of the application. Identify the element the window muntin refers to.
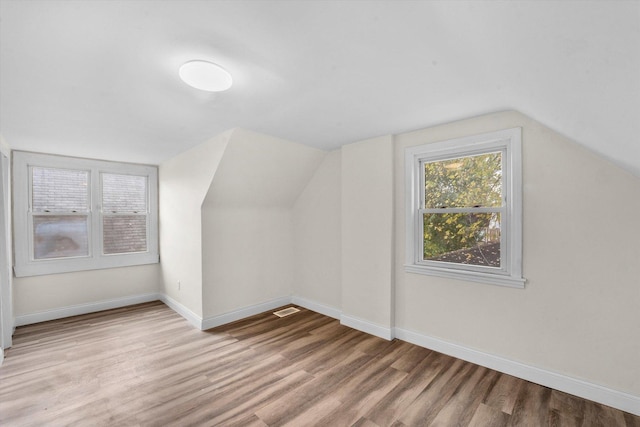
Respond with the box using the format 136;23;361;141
405;128;524;288
13;151;158;277
30;167;91;261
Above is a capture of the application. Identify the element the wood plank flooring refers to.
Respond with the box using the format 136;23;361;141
0;301;637;426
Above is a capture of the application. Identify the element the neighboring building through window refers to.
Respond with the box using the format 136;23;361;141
13;151;158;277
405;128;525;288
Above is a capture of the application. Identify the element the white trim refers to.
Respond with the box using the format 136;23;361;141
340;314;393;341
394;327;640;416
14;293;159;326
404;264;525;288
0;151;13;349
291;296;341;319
404;128;525;288
201;296;292;330
158;294;203;330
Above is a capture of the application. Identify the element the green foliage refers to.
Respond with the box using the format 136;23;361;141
424;152;502;209
423;152;502;261
423;212;498;258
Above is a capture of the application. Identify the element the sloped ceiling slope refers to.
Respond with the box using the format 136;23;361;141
0;1;638;176
202;128;325;209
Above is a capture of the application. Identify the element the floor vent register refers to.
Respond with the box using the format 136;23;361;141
273;307;300;318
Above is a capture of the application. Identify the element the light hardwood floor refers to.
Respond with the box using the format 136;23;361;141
0;301;638;426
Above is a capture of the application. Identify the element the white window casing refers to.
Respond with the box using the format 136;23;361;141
13;151;159;277
404;128;525;288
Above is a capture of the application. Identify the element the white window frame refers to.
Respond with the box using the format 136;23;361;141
13;151;159;277
404;128;525;288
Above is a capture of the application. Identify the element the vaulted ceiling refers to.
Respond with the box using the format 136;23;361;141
1;1;638;176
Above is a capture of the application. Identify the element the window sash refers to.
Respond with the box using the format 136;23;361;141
420;151;504;210
416;206;507;274
100;172;150;256
30;166;90;213
31;213;91;260
101;213;148;255
101;173;148;214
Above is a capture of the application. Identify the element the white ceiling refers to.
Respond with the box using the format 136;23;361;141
1;0;639;175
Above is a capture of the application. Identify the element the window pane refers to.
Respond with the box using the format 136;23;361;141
103;216;147;254
424;152;502;208
33;215;89;259
423;212;501;267
32;167;88;212
102;174;147;213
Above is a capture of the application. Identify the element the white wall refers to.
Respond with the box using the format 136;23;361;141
13;264;160;317
159;131;231;318
341;136;394;338
394;111;640;397
292;149;342;312
201;129;325;319
202;207;295;316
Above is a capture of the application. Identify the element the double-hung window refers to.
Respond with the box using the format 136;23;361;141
405;128;525;288
13;151;158;277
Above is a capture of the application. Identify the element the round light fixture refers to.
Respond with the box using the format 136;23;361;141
179;60;232;92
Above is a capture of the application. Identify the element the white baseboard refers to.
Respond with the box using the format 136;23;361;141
394;327;640;416
201;296;291;330
14;293;160;327
291;296;341;319
340;313;393;340
12;293;637;415
158;294;203;330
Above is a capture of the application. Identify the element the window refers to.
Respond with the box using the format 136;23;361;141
13;151;158;277
405;128;525;288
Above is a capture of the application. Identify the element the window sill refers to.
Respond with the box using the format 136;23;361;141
404;264;526;289
14;253;159;277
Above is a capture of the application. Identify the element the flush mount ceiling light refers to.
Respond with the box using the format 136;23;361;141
178;60;233;92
